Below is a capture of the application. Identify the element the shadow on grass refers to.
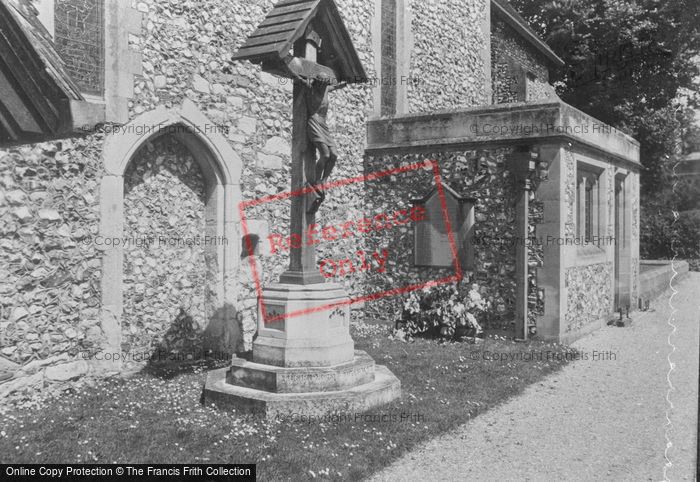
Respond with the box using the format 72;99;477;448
141;357;230;380
0;320;577;481
139;307;240;380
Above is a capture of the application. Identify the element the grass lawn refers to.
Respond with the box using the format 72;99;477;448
0;320;575;481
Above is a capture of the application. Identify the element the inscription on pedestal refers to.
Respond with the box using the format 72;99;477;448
328;306;347;328
263;303;286;332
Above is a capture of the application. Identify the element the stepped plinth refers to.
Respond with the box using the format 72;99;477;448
202;283;401;419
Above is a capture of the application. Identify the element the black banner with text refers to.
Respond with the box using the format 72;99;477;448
2;464;256;481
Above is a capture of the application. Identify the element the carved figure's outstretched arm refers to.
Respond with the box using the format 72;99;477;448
329;81;347;92
283;55;313;88
290;70;313;89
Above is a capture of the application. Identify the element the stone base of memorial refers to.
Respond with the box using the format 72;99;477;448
202;283;401;419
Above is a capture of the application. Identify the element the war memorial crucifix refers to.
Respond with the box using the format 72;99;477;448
203;0;401;417
233;0;365;286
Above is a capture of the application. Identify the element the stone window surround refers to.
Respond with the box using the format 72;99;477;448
371;0;413;117
97;100;243;372
29;0;143;129
575;159;607;254
576;164;601;243
569;156;618;273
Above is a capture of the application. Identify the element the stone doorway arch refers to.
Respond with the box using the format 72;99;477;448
98;100;243;370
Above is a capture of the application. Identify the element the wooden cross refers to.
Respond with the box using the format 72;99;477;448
230;0;367;285
278;28;336;285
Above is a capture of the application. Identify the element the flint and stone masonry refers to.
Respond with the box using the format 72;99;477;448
0;0;639;397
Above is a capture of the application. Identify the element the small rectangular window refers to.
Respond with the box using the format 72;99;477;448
577;167;602;244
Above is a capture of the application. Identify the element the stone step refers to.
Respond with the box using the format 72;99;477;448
226;350;375;393
203;364;401;419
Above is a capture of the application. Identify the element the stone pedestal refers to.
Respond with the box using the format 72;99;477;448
203;283;401;418
252;283;355;367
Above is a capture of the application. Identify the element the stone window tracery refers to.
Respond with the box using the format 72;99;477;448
576;166;603;244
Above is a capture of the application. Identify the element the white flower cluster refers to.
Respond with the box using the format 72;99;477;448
399;282;491;338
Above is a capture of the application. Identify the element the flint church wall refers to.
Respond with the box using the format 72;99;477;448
0;0;552;394
0;136;105;393
362;149;519;330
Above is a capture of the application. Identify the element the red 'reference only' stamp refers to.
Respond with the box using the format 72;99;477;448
238;159;463;324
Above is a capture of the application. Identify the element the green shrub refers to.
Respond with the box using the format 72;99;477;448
397;282;490;339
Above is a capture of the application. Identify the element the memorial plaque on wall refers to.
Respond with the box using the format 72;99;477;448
412;185;475;269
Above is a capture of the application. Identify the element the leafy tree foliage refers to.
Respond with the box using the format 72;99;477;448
510;0;700;194
510;0;700;265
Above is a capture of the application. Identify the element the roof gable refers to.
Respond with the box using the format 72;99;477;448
491;0;565;68
232;0;366;83
0;0;83;142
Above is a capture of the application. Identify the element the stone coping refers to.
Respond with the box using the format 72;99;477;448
366;101;640;167
490;0;565;68
639;259;690;301
640;259;689;267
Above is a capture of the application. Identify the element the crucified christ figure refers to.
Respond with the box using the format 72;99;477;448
291;69;347;213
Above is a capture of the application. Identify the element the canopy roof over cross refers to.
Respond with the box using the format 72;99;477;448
231;0;367;83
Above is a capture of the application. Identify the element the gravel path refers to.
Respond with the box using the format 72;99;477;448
370;272;699;481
